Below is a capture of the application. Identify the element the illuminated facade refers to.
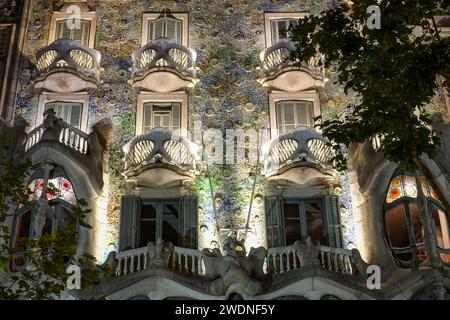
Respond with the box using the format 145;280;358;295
1;0;449;300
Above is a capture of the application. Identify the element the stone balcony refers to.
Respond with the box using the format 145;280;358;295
258;40;326;92
33;38;102;93
23;109;104;194
122;127;200;188
261;127;336;187
129;38;198;93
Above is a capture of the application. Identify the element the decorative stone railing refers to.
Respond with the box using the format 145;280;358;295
170;246;205;275
259;40;325;78
114;245;205;277
262;127;334;175
131;38;197;79
115;246;149;276
123;127;200;173
24;110;89;155
266;244;299;274
266;243;353;275
35;38;101;83
318;246;353;275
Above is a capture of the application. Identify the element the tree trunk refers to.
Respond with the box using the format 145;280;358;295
414;170;442;269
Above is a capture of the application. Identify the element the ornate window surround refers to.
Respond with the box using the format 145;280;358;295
141;12;189;47
35;92;90;132
135;92;188;136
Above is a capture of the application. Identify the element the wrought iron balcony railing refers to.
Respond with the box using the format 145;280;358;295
123;127;200;174
262;127;334;175
34;38;101;92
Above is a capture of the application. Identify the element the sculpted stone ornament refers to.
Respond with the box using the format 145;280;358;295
350;248;369;276
201;234;267;296
294;237;321;266
40;109;64;142
147;239;173;266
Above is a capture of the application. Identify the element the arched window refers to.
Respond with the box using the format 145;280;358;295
12;166;78;270
384;172;450;267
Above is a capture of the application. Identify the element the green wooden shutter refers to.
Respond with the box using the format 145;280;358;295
69;103;82;128
119;196;140;251
181;196;198;249
323;195;343;248
265;196;284;247
172;102;181;131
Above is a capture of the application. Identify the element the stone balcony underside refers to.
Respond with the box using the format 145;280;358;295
123;127;200;188
258;40;326;92
34;38;102;93
130;38;197;93
70;240;444;300
262;127;336;187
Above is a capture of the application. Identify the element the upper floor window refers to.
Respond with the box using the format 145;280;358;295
142;12;188;46
271;19;298;44
36;93;89;132
45;101;82;129
148;16;182;44
276;100;314;134
48;4;96;48
55;19;91;46
143;102;181;132
384;172;450;267
264;13;306;47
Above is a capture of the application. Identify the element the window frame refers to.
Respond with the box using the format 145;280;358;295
35;93;89;132
142;13;189;47
136;93;188;135
269;92;321;138
383;172;450;267
142;101;182;133
48;8;96;48
137;198;181;247
275;100;314;134
264;12;307;47
281;197;328;246
0;24;16;117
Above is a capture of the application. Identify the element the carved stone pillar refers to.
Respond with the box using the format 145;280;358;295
32;161;54;239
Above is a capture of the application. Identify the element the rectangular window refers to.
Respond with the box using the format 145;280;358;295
283;199;327;246
143;102;181;132
45;101;82;129
148;18;182;44
138;199;180;247
270;19;298;44
55;20;91;46
276;100;314;134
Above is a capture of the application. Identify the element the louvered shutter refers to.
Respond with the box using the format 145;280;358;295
143;103;152;132
323;195;343;248
69;103;82;128
172;102;181;131
265;196;284;247
181;196;198;249
119;196;140;251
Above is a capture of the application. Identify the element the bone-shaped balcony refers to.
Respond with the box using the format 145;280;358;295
34;38;101;93
123;128;200;188
258;40;326;92
262;127;336;186
129;38;198;93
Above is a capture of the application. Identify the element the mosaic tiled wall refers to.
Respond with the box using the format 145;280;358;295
17;0;450;257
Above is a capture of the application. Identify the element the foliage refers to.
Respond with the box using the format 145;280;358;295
290;0;450;174
0;142;110;300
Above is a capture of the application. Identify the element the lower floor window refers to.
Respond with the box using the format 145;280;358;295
119;196;198;250
265;196;342;248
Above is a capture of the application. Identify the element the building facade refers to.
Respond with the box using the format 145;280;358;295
1;0;450;299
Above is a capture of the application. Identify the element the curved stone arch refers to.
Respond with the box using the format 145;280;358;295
107;277;219;300
250;277;364;300
25;145;104;257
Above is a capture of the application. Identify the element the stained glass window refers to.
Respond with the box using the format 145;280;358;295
386;174;440;204
28;177;76;205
